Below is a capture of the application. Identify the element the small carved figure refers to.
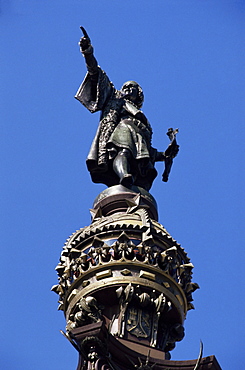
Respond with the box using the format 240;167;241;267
76;27;179;191
66;296;103;332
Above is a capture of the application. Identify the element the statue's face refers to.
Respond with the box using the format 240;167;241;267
121;81;139;103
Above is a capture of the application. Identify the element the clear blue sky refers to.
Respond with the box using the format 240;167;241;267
1;1;244;369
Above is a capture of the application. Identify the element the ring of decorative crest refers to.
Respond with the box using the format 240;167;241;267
52;212;199;314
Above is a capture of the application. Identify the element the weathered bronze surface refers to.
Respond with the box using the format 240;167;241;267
52;188;200;368
52;27;222;370
75;27;179;191
68;322;221;369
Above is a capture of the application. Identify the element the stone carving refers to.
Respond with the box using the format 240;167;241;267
52;220;198;312
66;297;103;332
75;27;179;191
53;207;199;362
157;322;185;353
114;284;174;351
80;337;112;370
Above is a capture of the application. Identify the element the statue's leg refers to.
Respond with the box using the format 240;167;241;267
113;149;134;187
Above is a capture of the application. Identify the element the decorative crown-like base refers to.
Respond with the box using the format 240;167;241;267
52;187;221;369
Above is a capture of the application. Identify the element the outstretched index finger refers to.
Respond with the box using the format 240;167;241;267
80;26;89;39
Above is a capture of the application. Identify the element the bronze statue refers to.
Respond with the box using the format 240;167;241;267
75;27;178;191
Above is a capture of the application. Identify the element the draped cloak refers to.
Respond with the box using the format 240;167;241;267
75;67;157;190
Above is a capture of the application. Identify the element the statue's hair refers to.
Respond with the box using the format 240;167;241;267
121;81;144;108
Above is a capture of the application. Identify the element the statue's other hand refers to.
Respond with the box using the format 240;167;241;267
79;26;91;51
165;142;179;158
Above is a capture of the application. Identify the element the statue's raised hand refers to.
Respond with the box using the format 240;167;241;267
79;26;91;51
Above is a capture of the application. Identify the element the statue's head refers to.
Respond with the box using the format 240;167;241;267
121;81;144;108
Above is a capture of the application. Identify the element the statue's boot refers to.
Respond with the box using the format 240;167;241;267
113;149;134;187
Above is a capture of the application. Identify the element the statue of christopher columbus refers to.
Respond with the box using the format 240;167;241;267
75;27;179;191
